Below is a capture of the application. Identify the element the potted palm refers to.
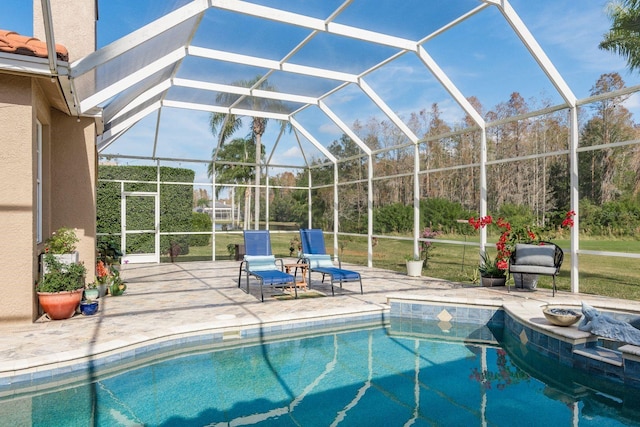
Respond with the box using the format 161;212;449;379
37;252;87;320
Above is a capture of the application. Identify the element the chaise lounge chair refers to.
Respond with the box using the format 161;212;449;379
238;230;297;302
299;228;363;296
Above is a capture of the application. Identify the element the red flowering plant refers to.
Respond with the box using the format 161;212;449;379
469;210;575;278
469;215;508;278
92;259;126;294
96;260;113;285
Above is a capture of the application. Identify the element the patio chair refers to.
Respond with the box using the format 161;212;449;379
238;230;297;302
508;241;563;297
299;229;363;296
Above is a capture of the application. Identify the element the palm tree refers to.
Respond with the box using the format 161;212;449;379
208;76;287;229
600;0;640;72
209;136;258;229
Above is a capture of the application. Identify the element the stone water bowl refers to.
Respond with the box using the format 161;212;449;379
543;306;582;327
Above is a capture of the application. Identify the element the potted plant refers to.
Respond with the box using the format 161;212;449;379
478;251;507;287
42;227;80;271
95;260;112;297
37;252;87;320
84;280;100;301
109;270;127;296
405;227;441;276
405;256;424;277
79;298;99;316
469;210;575;289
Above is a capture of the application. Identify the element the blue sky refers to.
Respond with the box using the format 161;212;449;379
2;0;638;182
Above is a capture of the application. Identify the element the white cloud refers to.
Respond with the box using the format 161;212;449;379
517;1;624;72
318;122;342;136
281;146;301;158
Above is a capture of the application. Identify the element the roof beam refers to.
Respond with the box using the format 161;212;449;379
79;47;185;112
162;100;290;121
210;0;416;51
292;129;310;168
416;46;485;127
71;0;208;76
97;127;128;153
100;100;162;143
358;78;419;143
318;101;371;156
290;118;337;163
326;22;416;51
174;77;250;96
188;46;358;83
108;78;172;123
173;77;318;104
494;0;577;106
187;46;279;70
209;0;326;31
419;4;490;44
40;0;58;74
282;62;358;83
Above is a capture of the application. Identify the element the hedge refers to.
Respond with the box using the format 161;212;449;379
97;165;195;256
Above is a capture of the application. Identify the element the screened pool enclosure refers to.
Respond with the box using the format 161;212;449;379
30;0;640;293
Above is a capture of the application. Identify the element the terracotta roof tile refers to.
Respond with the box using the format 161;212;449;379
0;29;69;62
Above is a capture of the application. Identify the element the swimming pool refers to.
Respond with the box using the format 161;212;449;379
1;318;639;426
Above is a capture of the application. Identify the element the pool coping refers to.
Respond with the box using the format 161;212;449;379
0;305;391;396
4;289;640;395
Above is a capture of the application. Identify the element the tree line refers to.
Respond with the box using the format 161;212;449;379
261;73;640;237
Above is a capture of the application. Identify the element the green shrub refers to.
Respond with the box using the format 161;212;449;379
191;212;212;246
97;165;196;256
37;253;86;292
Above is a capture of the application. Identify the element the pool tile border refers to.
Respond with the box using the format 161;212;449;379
388;296;640;389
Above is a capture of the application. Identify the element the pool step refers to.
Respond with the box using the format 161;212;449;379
573;346;623;367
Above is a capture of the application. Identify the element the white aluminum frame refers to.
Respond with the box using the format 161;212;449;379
23;0;640;294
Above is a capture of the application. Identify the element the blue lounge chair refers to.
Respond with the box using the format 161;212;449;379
299;229;363;296
238;230;296;302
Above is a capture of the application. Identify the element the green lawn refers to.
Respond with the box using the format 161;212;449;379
164;232;640;302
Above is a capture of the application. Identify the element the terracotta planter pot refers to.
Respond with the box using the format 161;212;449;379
37;289;83;320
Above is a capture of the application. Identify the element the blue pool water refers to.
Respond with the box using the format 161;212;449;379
2;318;640;426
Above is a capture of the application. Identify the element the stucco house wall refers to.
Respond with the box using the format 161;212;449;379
0;0;97;322
0;74;39;322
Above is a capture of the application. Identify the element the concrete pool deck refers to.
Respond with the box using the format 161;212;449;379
1;260;639;384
